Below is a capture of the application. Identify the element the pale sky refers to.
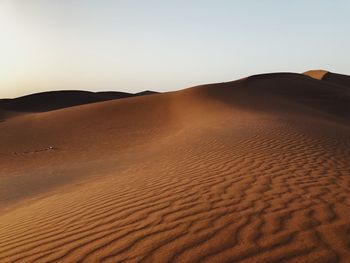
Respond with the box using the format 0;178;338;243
0;0;349;98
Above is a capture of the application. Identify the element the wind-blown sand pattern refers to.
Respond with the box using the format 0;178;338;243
0;72;350;262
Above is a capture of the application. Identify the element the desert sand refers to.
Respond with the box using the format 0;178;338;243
0;90;158;113
303;70;329;80
0;71;350;262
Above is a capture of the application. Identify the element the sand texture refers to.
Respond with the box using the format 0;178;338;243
0;72;350;262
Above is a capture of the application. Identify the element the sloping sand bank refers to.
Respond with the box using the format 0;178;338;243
0;72;350;262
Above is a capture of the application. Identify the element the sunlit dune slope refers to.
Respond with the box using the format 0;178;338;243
0;72;350;262
303;70;328;80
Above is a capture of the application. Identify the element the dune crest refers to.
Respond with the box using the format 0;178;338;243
303;69;329;80
0;72;350;262
0;90;158;114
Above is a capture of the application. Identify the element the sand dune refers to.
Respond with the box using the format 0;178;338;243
323;72;350;88
303;70;328;80
0;90;158;113
0;71;350;262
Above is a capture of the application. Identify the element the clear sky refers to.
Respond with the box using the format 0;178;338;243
0;0;349;98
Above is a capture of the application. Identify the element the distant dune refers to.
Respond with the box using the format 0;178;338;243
0;90;158;113
0;71;350;262
303;70;350;88
323;72;350;88
303;69;328;80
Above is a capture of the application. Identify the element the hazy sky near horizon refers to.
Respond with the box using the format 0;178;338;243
0;0;349;98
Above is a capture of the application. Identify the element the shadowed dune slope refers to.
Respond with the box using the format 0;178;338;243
0;72;350;262
322;72;350;88
0;90;159;113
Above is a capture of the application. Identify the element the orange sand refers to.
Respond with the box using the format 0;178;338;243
0;72;350;262
303;70;328;80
